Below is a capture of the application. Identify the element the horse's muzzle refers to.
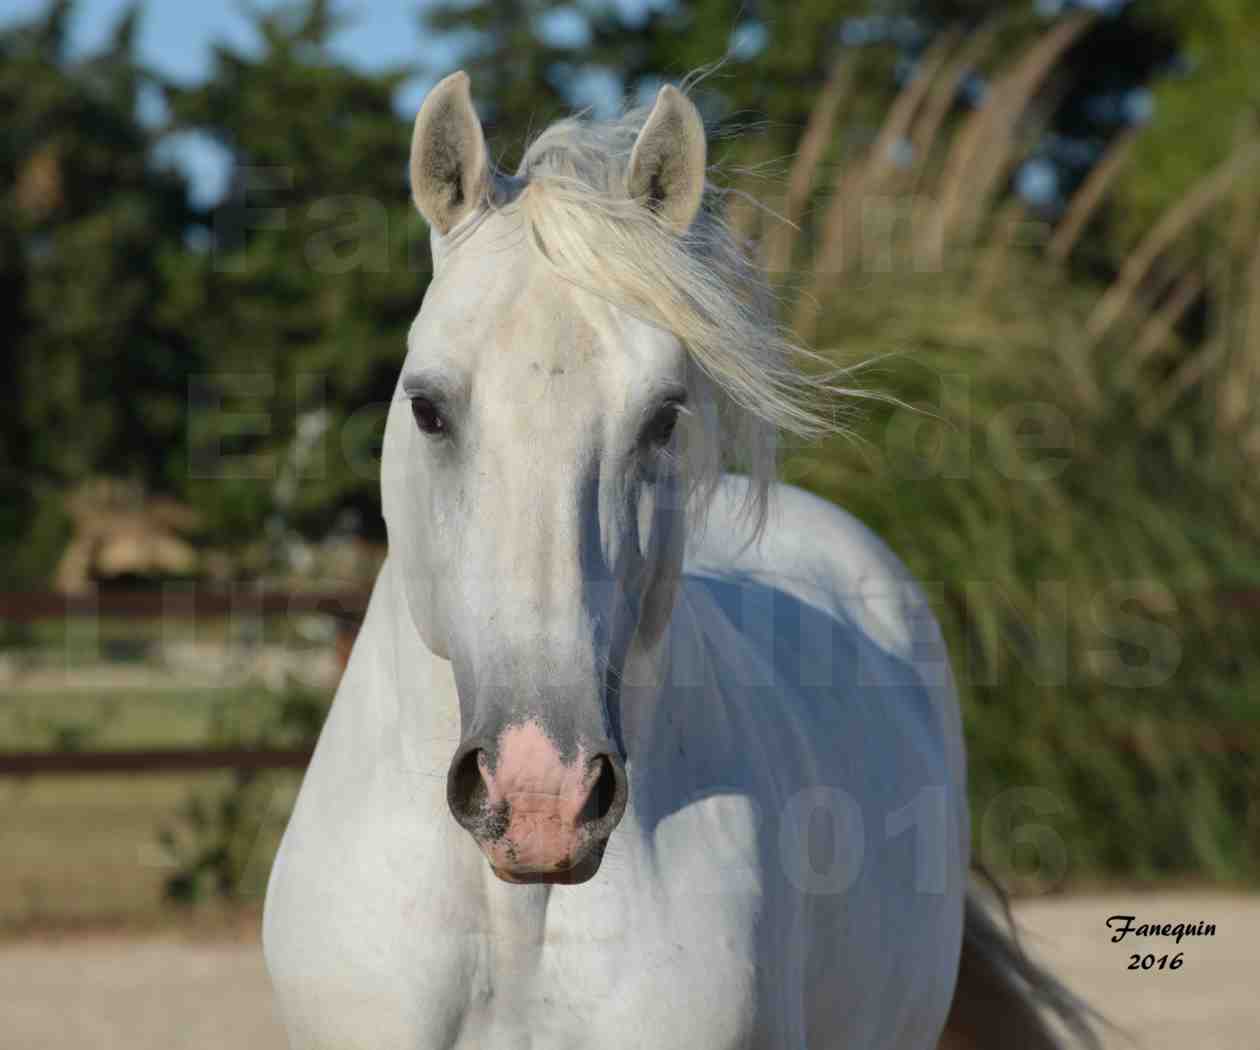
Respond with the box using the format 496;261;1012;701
446;722;628;883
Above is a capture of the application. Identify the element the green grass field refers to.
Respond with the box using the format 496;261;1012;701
0;770;302;930
0;669;326;931
1;684;281;751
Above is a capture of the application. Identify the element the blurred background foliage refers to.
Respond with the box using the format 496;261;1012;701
2;0;1259;898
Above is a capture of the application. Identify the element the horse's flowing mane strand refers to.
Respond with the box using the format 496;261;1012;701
460;96;861;541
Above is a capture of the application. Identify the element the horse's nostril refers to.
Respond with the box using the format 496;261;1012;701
447;746;489;828
586;757;616;823
583;753;628;831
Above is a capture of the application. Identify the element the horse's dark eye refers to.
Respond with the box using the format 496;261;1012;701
411;396;446;435
645;404;681;447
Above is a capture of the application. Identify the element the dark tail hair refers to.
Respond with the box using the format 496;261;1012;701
939;871;1109;1050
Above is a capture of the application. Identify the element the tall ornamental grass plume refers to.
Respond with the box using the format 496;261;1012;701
732;19;1260;887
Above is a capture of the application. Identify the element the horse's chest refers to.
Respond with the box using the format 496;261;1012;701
271;894;758;1050
266;807;762;1050
446;916;759;1050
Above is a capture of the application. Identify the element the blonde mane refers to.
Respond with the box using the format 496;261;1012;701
452;98;858;542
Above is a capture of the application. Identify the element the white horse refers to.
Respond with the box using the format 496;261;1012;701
264;73;1099;1050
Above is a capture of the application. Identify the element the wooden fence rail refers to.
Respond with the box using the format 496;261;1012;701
0;588;372;620
0;588;366;778
0;746;314;777
2;588;1259;777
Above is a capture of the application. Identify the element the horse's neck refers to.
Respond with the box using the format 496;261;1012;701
326;557;462;781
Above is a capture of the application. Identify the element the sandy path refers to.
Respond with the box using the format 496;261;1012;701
1;892;1254;1049
1;933;283;1050
1015;893;1256;1050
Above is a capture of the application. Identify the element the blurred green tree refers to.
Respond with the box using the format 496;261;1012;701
165;0;428;552
0;1;198;584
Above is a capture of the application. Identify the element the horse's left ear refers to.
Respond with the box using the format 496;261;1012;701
627;85;707;234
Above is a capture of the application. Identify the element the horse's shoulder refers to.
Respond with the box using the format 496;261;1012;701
686;475;939;663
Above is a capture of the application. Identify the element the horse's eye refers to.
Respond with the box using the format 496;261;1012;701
410;396;446;436
645;403;682;448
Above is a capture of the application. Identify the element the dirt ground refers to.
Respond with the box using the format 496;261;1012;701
1;892;1254;1049
1013;892;1256;1050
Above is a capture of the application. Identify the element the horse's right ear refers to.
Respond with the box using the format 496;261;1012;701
410;71;488;235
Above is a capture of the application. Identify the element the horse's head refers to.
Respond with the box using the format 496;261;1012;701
382;72;709;883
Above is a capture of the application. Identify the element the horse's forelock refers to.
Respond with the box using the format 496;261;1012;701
457;96;862;546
